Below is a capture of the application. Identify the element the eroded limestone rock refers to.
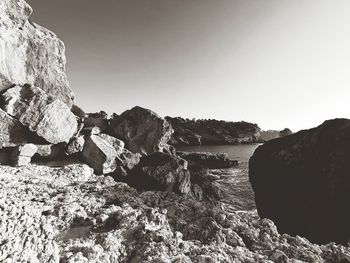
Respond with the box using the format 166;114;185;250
2;85;78;144
0;0;74;106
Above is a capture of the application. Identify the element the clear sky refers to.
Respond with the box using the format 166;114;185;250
27;0;350;131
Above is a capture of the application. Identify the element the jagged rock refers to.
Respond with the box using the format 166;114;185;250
84;111;109;133
11;143;37;166
116;148;141;170
98;133;124;155
66;136;85;155
250;119;350;244
0;108;27;148
2;85;78;144
166;116;261;146
177;151;238;169
128;152;191;195
110;106;173;154
0;0;74;106
82;134;118;174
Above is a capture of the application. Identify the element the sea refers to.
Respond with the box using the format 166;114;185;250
177;144;262;212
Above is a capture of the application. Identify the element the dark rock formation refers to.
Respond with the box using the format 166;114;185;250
249;119;350;244
166;116;261;146
2;85;78;144
177;151;238;169
0;0;74;106
84;111;109;133
127;152;191;195
258;128;293;142
110;106;173;154
0;108;27;148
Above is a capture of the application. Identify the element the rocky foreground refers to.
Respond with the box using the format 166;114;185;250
1;0;350;262
2;164;350;263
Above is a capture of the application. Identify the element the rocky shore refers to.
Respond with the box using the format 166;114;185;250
166;117;261;146
0;0;350;262
166;117;292;145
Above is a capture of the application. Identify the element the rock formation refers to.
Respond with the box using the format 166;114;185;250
0;0;74;106
2;85;78;144
250;119;350;244
1;0;350;261
258;128;293;142
0;108;27;148
110;106;174;154
166;116;261;146
177;151;238;169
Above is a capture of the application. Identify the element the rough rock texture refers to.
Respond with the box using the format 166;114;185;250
0;0;74;106
166;117;261;146
177;151;238;169
110;106;173;154
0;108;27;148
66;136;85;155
2;85;78;144
1;164;350;262
126;152;222;202
250;119;350;244
127;152;191;195
82;134;118;175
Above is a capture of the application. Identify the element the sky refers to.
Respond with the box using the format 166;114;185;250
27;0;350;131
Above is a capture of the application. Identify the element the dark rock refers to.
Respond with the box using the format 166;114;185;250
110;106;173;154
84;111;109;133
249;119;350;244
34;144;65;160
166;116;261;146
0;109;27;148
2;85;78;144
128;152;191;195
177;151;238;169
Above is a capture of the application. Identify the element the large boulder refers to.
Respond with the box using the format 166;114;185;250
0;108;27;148
0;0;74;106
110;106;173;155
1;85;78;144
249;119;350;244
127;152;191;195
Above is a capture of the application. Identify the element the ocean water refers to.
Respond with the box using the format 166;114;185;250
177;144;262;212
